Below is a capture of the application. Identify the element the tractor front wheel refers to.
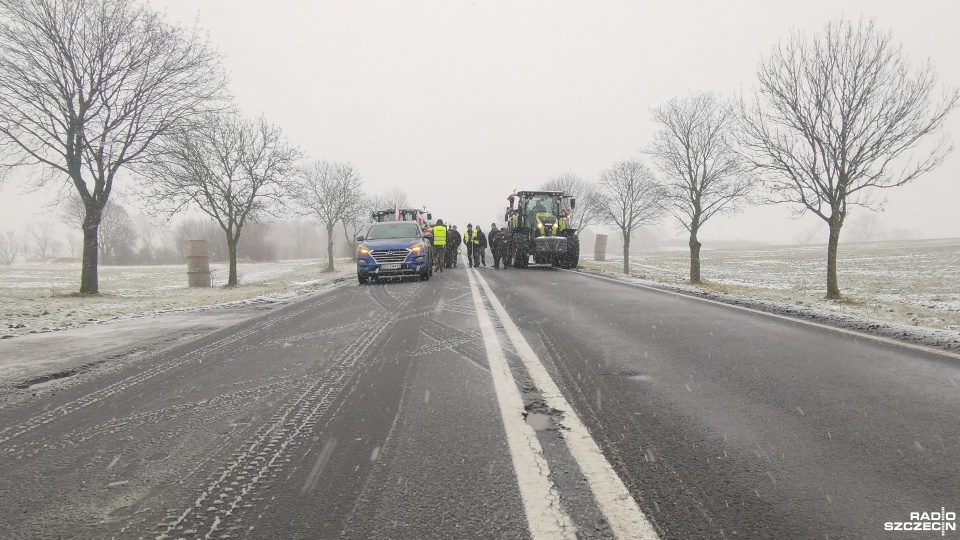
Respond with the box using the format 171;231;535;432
562;236;580;269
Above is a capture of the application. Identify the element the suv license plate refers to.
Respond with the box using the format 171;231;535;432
382;263;401;270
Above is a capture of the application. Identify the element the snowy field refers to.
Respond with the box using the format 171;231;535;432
0;259;355;339
1;238;959;341
582;237;960;332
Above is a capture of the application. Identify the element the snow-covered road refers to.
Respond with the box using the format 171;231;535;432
1;265;958;539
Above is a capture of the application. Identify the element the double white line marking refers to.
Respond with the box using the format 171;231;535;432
466;269;659;540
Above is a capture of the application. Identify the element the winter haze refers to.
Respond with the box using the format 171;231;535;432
1;0;957;245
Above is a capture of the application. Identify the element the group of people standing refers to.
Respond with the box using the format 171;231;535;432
426;221;511;273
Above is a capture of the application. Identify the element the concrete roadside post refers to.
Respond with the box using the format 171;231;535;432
184;240;211;287
594;234;607;262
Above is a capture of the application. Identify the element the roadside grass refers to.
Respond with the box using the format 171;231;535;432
0;259;355;338
3;239;959;339
579;238;960;332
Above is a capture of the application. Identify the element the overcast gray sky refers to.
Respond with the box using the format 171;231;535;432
1;0;958;245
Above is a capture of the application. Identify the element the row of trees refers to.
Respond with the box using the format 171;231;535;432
0;0;392;292
0;0;227;292
0;215;298;266
0;2;954;299
0;223;66;264
546;18;956;299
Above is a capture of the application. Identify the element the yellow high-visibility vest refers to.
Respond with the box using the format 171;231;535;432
433;225;447;246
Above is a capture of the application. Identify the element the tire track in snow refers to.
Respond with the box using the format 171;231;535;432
418;319;489;370
7;376;301;459
0;302;323;449
152;293;417;539
257;320;369;347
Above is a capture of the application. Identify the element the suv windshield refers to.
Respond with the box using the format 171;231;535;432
366;223;421;240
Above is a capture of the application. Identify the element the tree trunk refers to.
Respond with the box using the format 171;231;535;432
622;231;630;274
79;208;102;294
227;236;238;287
326;222;336;272
689;228;702;284
825;219;842;299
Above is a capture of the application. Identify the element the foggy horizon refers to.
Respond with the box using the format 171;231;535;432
1;0;958;250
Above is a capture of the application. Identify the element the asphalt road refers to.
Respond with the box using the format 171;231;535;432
0;262;958;539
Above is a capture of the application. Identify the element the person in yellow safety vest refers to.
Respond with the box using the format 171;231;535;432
559;208;570;231
464;224;474;268
432;219;447;273
464;224;481;268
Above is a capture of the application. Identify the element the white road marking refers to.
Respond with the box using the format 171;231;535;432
465;269;577;539
471;269;660;540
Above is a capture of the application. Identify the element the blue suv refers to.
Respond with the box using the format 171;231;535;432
356;222;433;284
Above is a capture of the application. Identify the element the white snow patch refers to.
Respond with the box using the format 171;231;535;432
580;238;960;335
0;259;355;339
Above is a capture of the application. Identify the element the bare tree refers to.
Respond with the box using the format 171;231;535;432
59;196;136;264
174;218;227;262
794;222;826;246
594;160;666;274
64;233;80;259
539;173;602;231
25;221;60;259
130;213;170;264
647;92;754;284
0;230;18;264
738;17;958;298
297;161;364;272
341;194;372;254
846;212;884;243
286;218;319;259
144;112;301;286
151;227;181;265
370;189;410;210
238;223;276;262
0;0;226;293
100;203;135;264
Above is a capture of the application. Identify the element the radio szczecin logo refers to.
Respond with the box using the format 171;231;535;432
885;509;956;535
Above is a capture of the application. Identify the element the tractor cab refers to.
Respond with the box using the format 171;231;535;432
524;195;559;236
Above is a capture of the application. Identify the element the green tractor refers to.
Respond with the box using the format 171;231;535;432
505;190;579;269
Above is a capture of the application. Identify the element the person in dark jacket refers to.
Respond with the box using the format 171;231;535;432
489;223;501;268
490;227;507;268
477;226;488;266
446;225;461;268
453;225;463;267
500;227;512;267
